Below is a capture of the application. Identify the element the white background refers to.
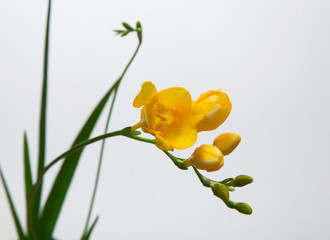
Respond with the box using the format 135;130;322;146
1;0;330;239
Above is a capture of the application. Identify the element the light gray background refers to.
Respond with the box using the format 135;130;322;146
1;0;330;239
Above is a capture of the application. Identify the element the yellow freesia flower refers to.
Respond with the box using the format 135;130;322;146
133;81;203;151
213;132;241;155
195;90;232;132
185;145;224;172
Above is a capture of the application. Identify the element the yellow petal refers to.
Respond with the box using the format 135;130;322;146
156;87;192;113
133;81;157;108
196;89;222;103
213;133;241;155
140;107;150;133
160;112;197;150
190;101;205;126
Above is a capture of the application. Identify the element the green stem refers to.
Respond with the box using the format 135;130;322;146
192;166;211;187
128;135;221;185
163;151;188;170
82;26;143;238
126;134;156;144
126;135;188;170
27;128;132;234
81;90;117;238
192;167;234;189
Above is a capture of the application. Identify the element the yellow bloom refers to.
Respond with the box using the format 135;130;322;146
185;145;224;172
195;90;232;132
213;132;241;155
133;81;202;151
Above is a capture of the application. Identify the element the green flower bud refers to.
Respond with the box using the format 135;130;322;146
234;202;253;215
211;182;229;201
122;22;134;31
136;22;142;41
232;175;253;187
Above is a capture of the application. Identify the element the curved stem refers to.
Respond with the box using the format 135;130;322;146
126;135;188;170
82;27;143;237
192;166;211;187
192;166;233;188
163;151;188;170
27;128;132;233
126;134;156;144
82;89;117;236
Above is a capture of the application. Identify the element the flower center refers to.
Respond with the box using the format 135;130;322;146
152;102;174;130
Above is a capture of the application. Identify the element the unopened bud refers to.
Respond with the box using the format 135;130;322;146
213;133;241;155
234;202;253;215
232;175;253;187
211;182;229;201
122;22;134;31
187;145;224;172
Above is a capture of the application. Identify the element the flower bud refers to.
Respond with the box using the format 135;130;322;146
195;90;232;132
211;182;229;201
122;22;134;31
234;202;253;215
187;145;224;172
232;175;253;187
213;133;241;155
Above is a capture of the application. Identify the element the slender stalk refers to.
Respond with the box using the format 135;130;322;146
125;135;188;170
192;166;211;187
163;151;188;170
126;134;156;144
82;27;143;237
81;89;118;236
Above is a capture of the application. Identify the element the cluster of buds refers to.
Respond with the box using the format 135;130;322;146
184;132;241;172
210;175;253;214
184;134;253;214
114;22;142;41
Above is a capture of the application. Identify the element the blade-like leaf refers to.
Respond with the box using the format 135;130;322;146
40;85;115;239
0;166;26;239
24;132;33;204
30;0;52;237
81;216;99;240
24;132;34;239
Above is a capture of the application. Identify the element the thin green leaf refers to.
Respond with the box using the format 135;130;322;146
23;132;33;205
0;166;26;239
30;0;52;237
81;216;99;240
24;132;34;239
39;84;116;239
